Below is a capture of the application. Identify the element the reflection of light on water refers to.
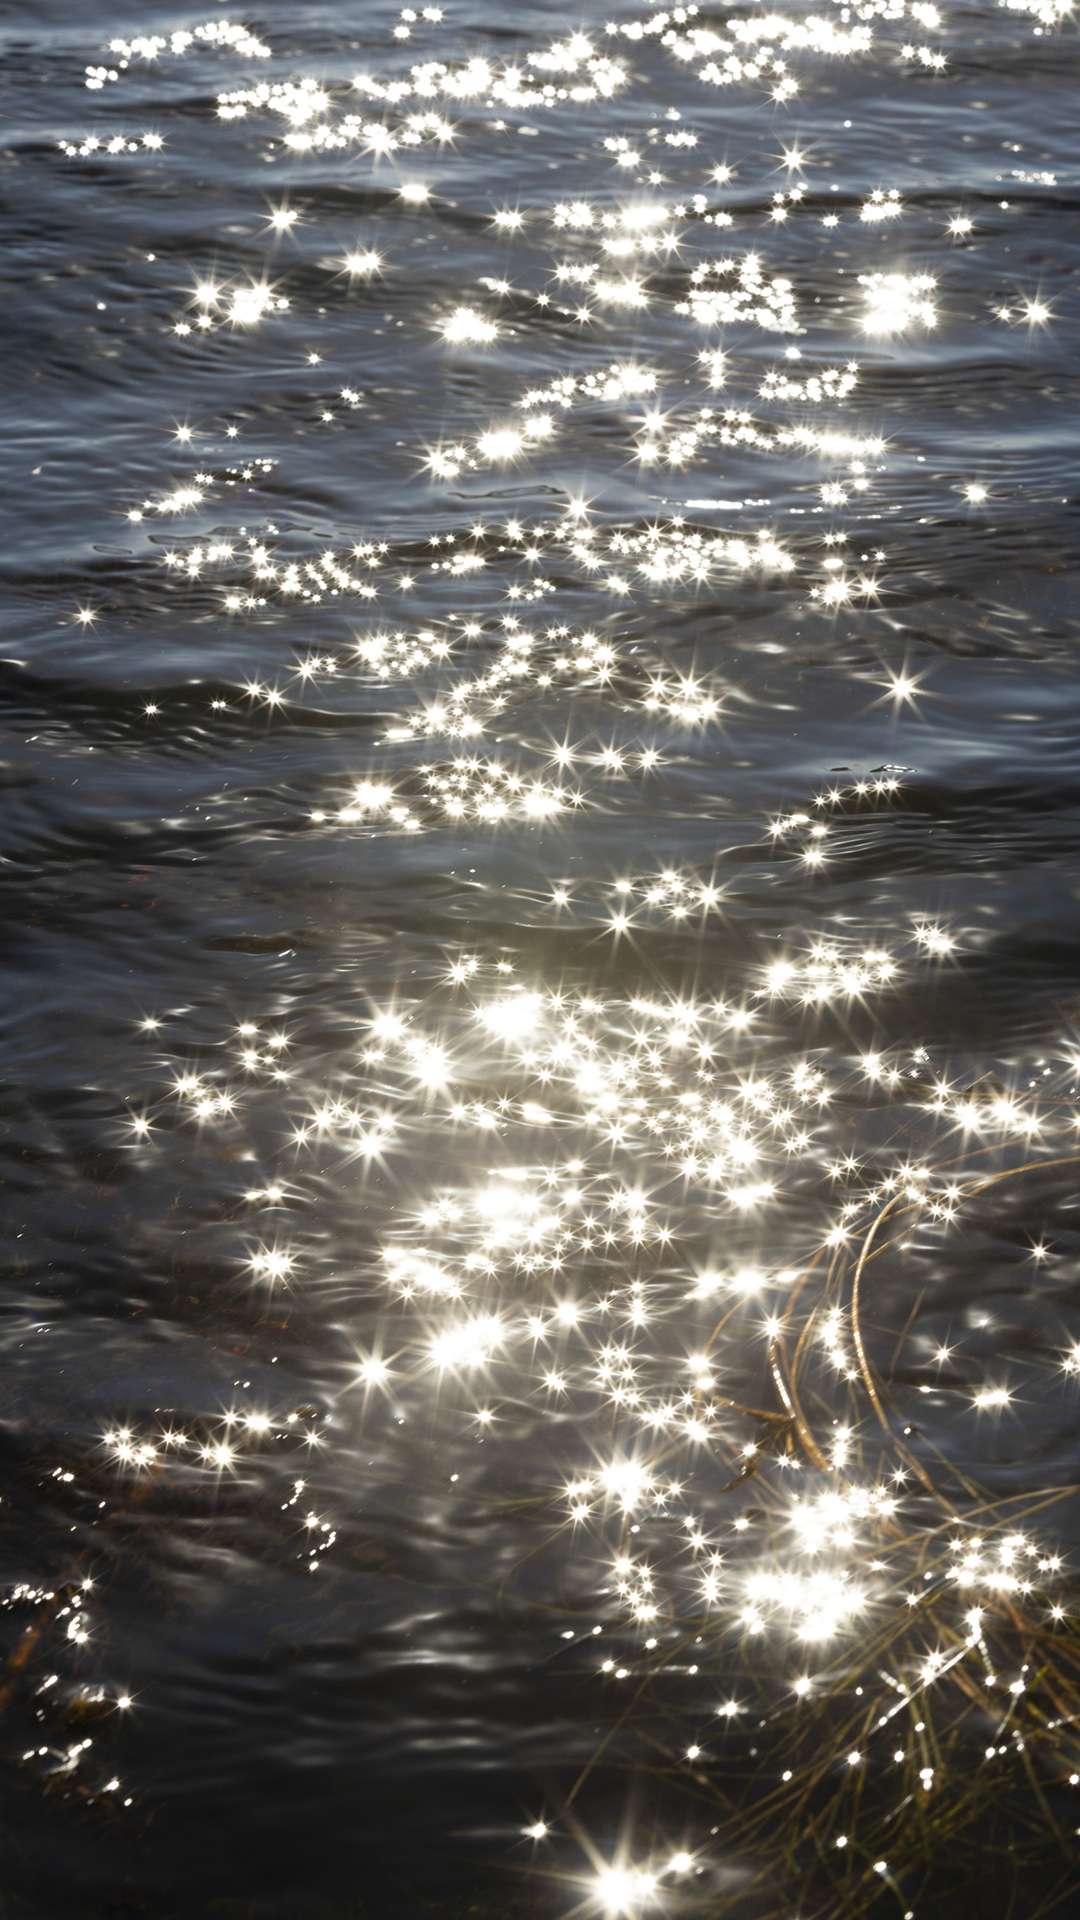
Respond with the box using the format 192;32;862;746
38;0;1080;1898
124;905;1080;1889
595;1866;659;1914
482;992;545;1041
430;1316;506;1371
859;270;938;333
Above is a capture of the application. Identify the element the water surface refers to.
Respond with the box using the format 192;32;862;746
2;2;1080;1914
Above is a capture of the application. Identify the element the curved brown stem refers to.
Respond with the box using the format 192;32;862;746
768;1333;832;1472
848;1192;957;1508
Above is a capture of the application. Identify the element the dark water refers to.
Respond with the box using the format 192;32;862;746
2;1;1080;1915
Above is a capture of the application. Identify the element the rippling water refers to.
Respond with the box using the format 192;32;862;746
3;2;1080;1915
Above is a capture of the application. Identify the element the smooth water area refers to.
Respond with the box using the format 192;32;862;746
1;1;1079;1915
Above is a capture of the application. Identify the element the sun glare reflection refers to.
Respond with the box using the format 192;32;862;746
35;0;1080;1898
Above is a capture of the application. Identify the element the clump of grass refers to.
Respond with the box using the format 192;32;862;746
563;1151;1080;1919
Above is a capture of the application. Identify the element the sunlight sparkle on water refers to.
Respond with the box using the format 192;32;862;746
41;0;1080;1895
